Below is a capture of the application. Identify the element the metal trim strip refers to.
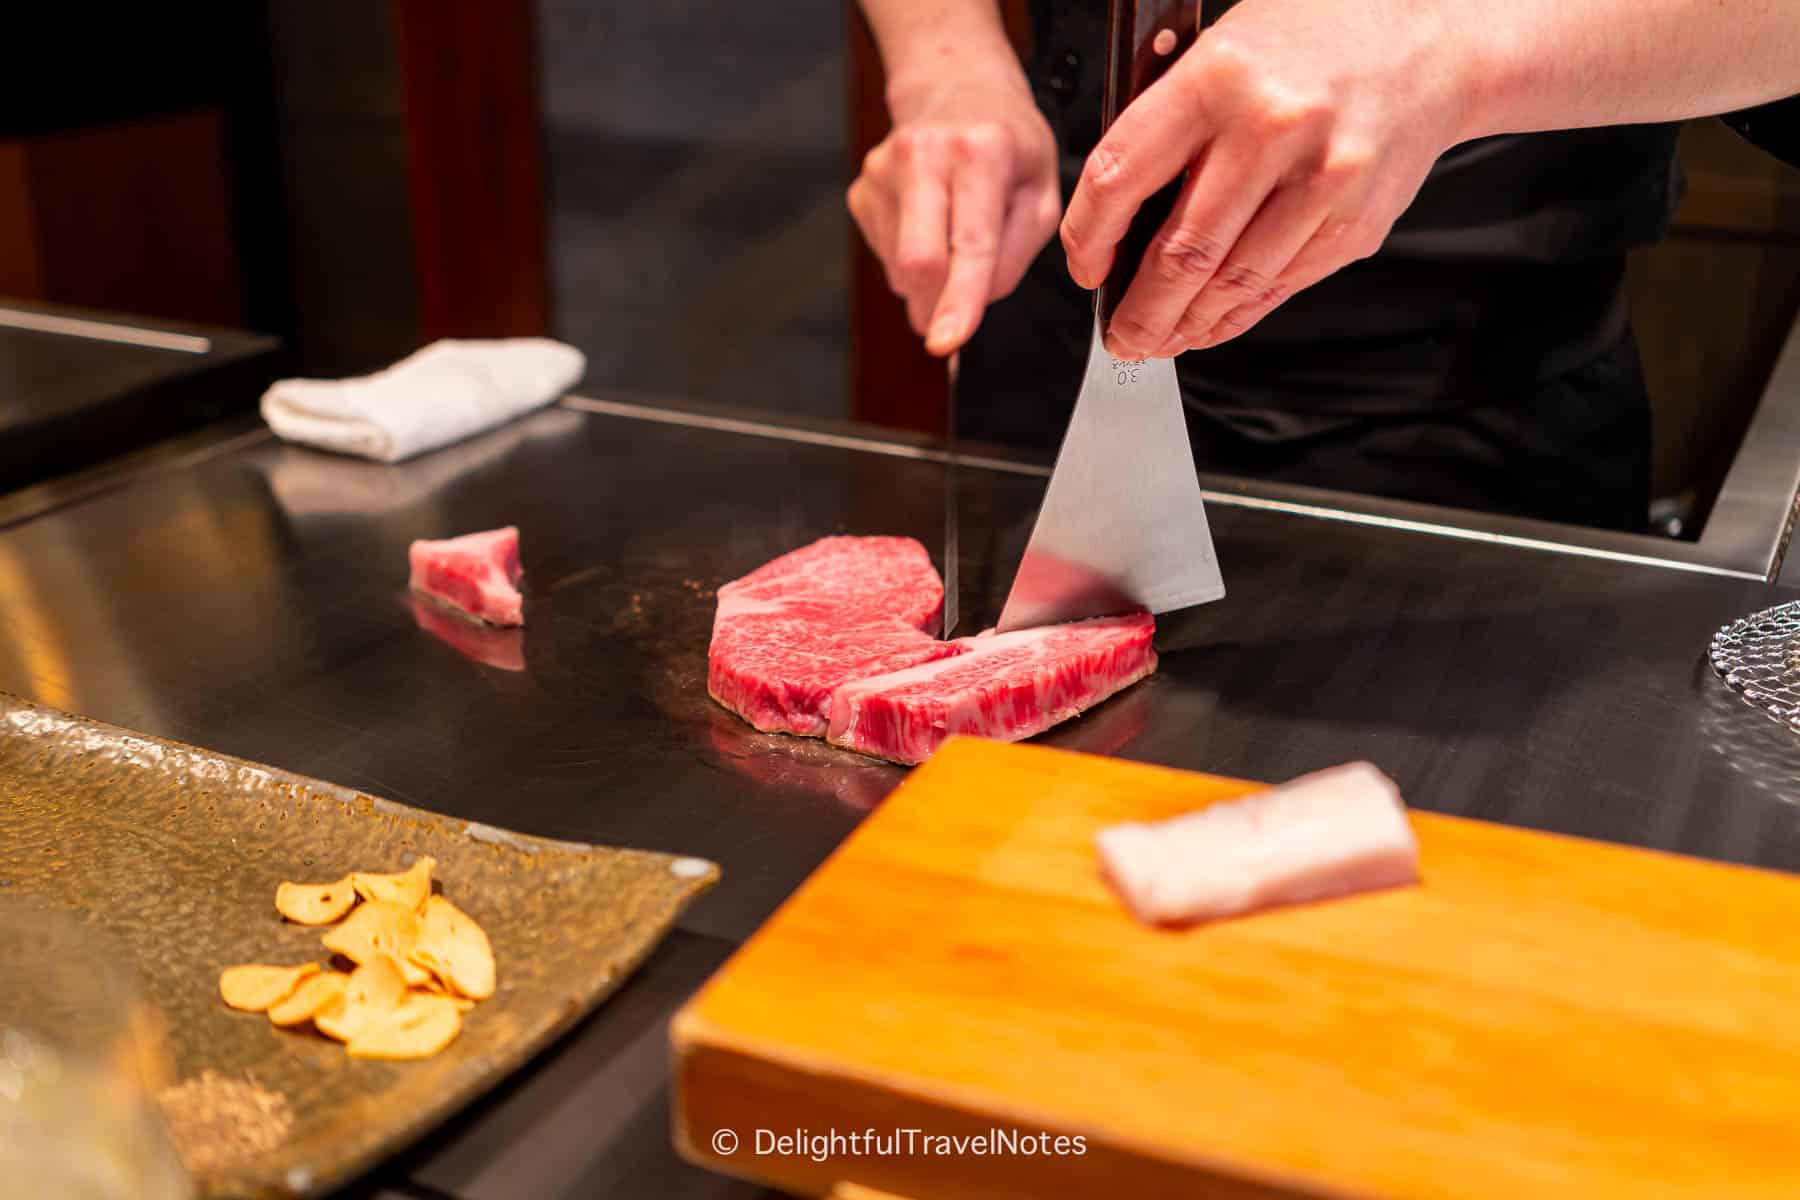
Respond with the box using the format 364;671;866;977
560;393;1763;581
0;307;213;354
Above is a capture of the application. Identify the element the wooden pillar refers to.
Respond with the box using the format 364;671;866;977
0;143;43;299
393;0;550;341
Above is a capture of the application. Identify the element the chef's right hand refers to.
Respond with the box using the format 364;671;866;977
848;69;1061;357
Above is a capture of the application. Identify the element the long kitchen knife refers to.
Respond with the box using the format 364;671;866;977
942;350;961;638
995;0;1225;633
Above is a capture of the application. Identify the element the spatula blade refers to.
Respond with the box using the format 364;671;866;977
995;322;1225;632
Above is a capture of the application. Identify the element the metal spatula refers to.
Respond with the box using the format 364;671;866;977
996;0;1226;632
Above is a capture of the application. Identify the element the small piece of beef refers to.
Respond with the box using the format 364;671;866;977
826;614;1157;764
407;526;524;626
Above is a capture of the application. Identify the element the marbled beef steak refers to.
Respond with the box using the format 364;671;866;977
708;538;1157;761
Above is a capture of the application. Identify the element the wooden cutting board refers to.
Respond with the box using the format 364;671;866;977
671;737;1800;1199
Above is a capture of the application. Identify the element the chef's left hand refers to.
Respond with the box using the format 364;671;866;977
1061;0;1471;359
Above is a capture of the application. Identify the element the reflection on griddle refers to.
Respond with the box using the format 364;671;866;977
262;406;585;517
407;594;525;672
704;679;1156;811
705;710;902;813
1039;681;1156;759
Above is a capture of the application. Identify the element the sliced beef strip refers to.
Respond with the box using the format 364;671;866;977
709;614;961;737
827;614;1158;765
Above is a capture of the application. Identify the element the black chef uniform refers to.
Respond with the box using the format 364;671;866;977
958;1;1695;532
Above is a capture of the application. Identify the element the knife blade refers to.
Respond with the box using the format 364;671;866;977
996;0;1225;632
942;349;961;639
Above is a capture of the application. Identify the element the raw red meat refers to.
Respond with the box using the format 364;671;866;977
708;537;1159;762
709;615;960;737
408;526;524;626
708;537;955;736
712;536;945;634
826;613;1157;764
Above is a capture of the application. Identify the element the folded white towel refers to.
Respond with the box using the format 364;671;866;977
260;337;586;463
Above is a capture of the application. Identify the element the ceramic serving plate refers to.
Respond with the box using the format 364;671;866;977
0;693;719;1198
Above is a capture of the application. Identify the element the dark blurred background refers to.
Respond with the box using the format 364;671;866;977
2;2;850;390
538;2;849;419
3;2;1798;533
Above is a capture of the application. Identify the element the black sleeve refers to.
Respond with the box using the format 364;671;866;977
1721;94;1800;168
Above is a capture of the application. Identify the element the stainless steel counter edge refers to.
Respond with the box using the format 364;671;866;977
561;391;1781;583
0;305;215;355
0;298;276;356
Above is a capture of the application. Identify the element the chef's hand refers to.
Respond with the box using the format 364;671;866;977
1061;0;1468;359
849;69;1062;357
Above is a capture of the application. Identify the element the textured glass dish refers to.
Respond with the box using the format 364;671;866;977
1709;600;1800;732
0;901;194;1200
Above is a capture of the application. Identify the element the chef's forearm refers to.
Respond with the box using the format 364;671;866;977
1458;0;1800;140
856;0;1027;120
